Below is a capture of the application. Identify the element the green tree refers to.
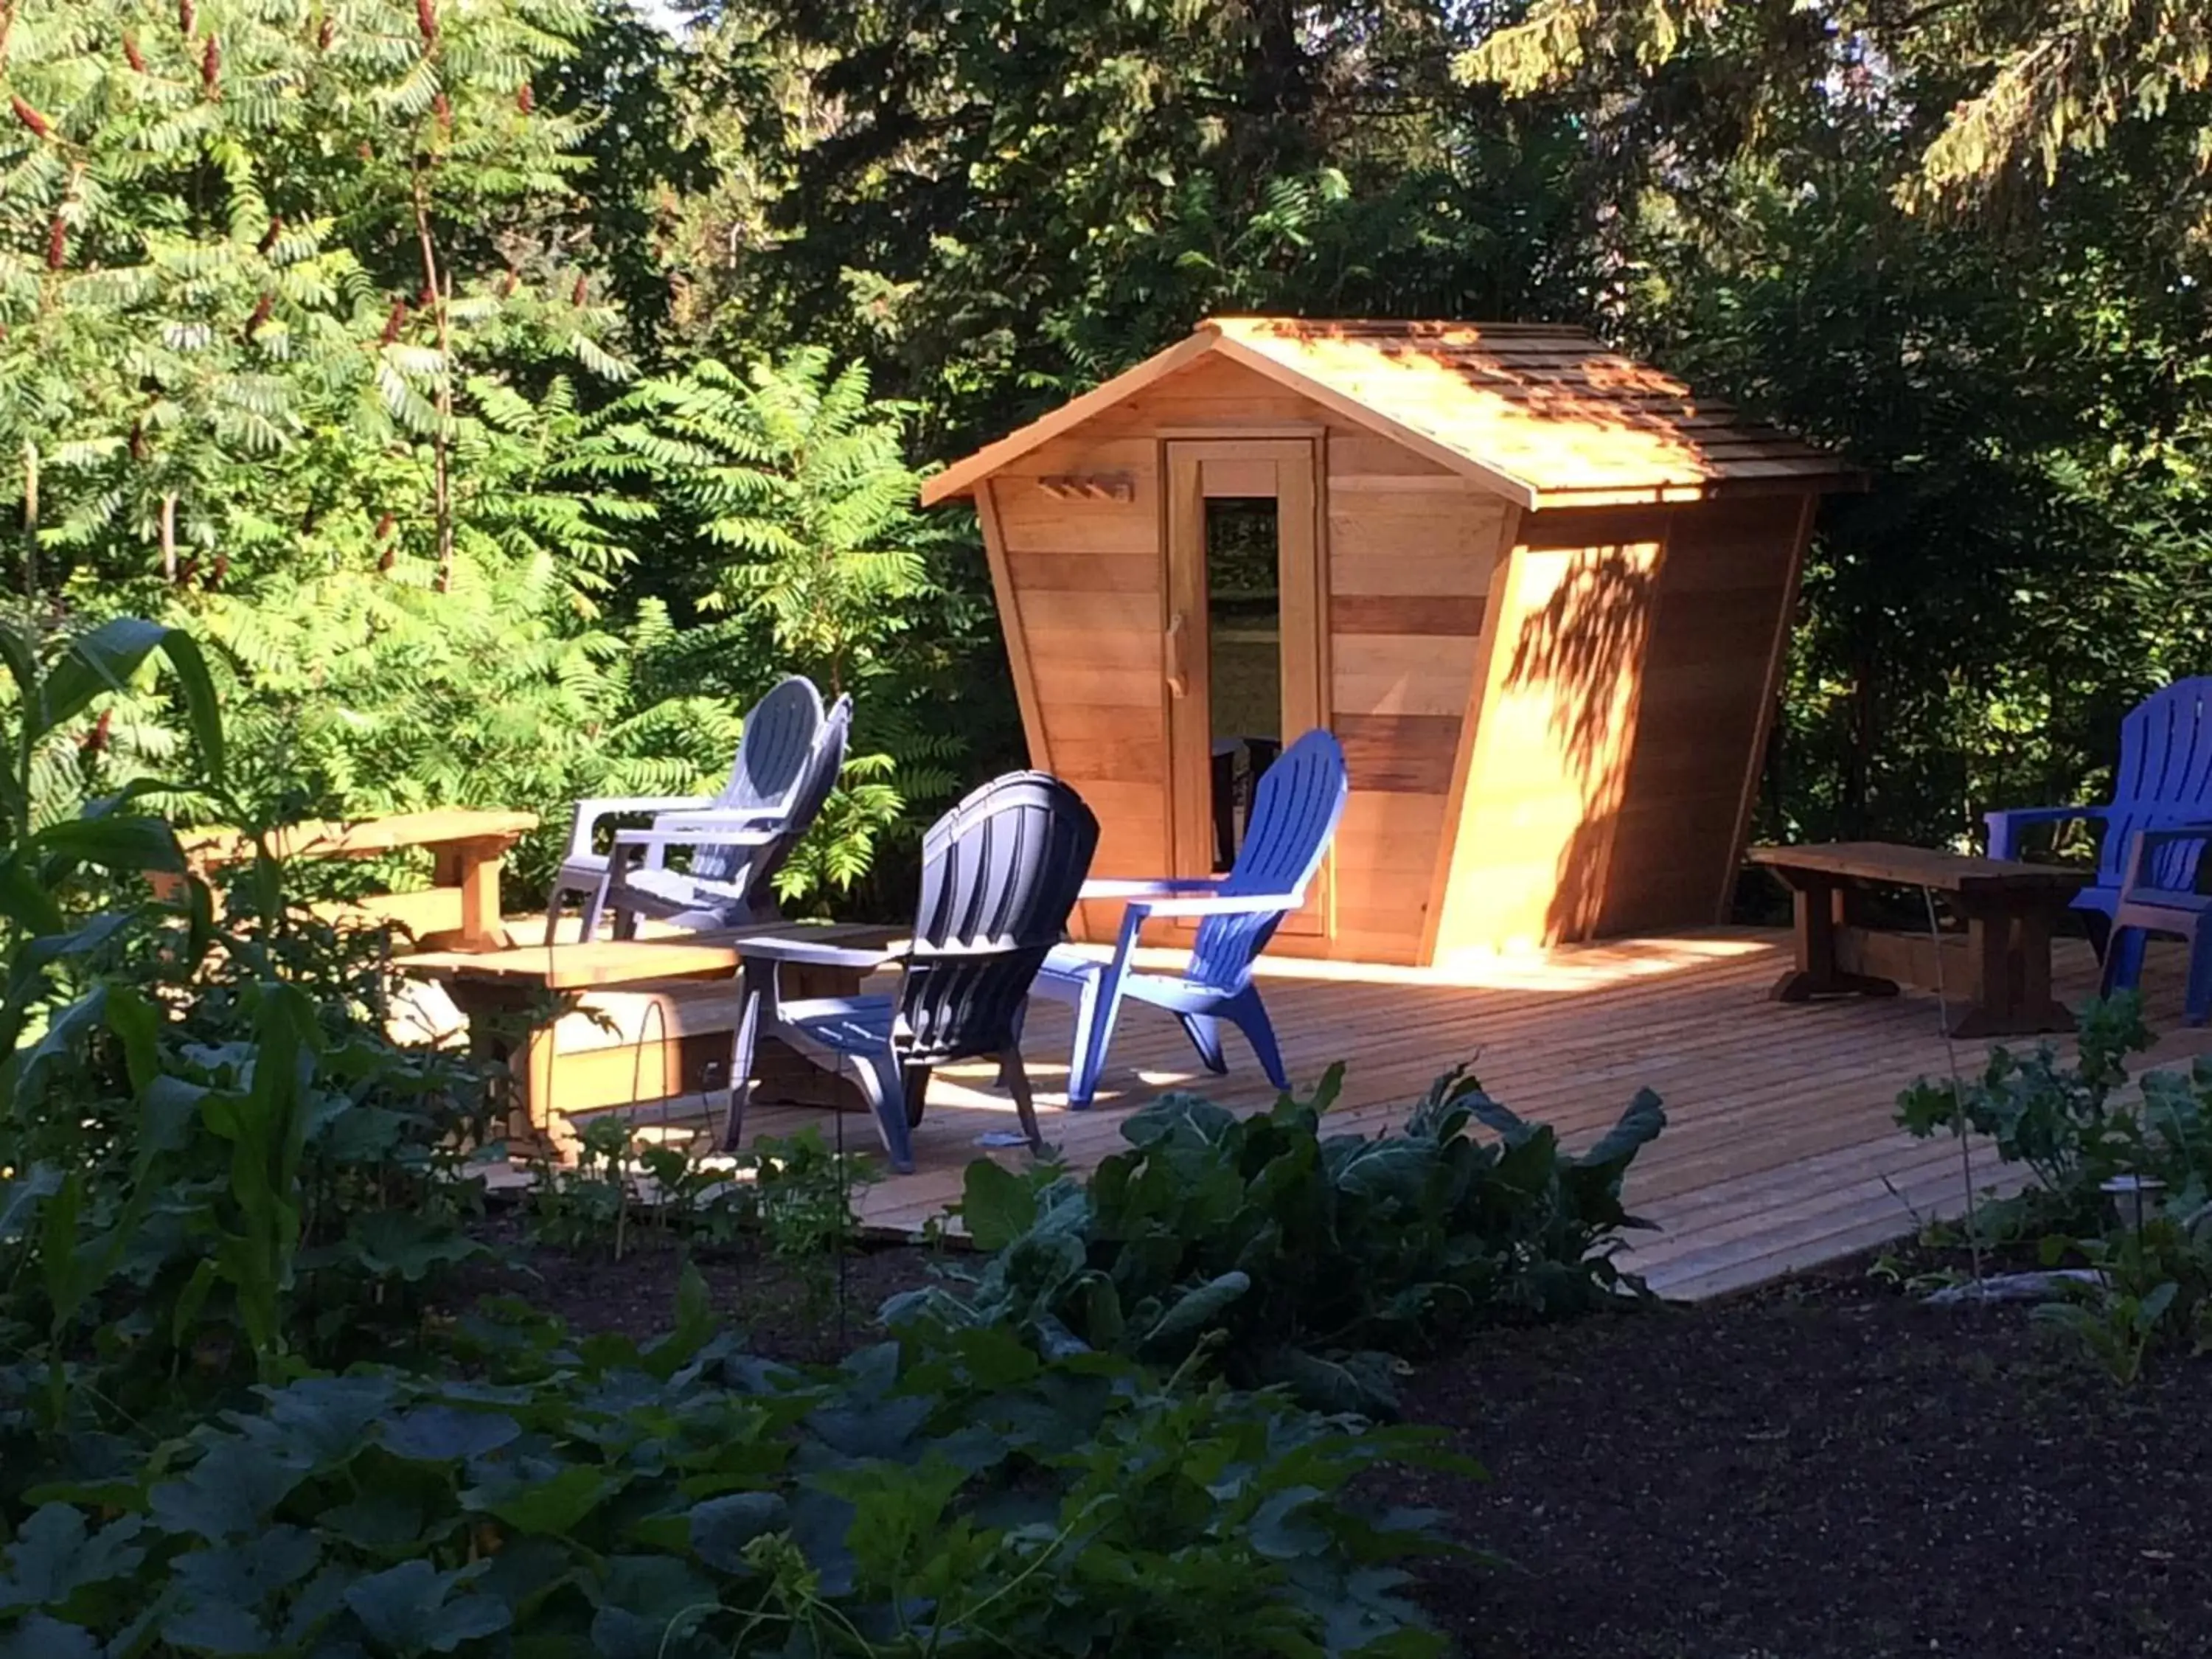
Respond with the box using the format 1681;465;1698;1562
602;348;984;898
673;0;1590;453
0;0;742;887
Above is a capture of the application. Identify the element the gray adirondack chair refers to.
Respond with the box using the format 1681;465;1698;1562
606;693;851;937
716;771;1099;1171
1987;677;2212;989
543;677;841;943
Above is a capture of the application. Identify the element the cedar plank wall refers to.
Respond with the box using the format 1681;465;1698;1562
1432;507;1670;956
1430;496;1809;959
1595;495;1808;935
990;355;1510;961
1324;436;1511;964
981;433;1166;944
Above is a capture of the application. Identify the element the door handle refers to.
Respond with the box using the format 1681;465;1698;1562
1164;611;1189;699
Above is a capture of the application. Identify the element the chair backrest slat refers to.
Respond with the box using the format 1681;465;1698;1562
1190;728;1348;990
2104;679;2212;890
692;677;827;886
725;695;851;913
897;772;1099;1066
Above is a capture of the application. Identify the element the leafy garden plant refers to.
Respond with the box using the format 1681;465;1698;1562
0;1279;1455;1659
890;1066;1666;1416
1896;992;2157;1238
1897;995;2212;1380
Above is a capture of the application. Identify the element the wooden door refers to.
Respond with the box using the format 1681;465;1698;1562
1162;439;1329;936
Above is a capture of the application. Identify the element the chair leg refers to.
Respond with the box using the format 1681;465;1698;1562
1074;912;1144;1107
902;1062;931;1128
2186;929;2212;1027
2081;905;2112;965
2103;925;2149;996
1065;978;1102;1109
577;876;608;945
1221;985;1289;1092
997;1048;1044;1152
995;1004;1026;1089
850;1051;916;1175
1178;1013;1228;1074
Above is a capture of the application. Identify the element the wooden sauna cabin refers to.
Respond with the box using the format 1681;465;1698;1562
922;318;1863;967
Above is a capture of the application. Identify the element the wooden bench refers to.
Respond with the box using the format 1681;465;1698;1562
395;922;902;1151
1747;842;2088;1038
157;809;539;951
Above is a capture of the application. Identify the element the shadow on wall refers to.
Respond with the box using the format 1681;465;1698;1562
1500;543;1661;944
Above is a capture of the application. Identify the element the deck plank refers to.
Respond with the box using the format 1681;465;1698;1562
535;928;2212;1301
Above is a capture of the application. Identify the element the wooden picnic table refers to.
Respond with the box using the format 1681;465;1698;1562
160;808;538;952
1748;841;2089;1038
396;922;905;1151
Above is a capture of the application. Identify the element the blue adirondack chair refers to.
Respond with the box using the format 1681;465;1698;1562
2101;824;2212;1023
718;771;1099;1171
1028;727;1348;1107
542;678;842;942
1987;677;2212;990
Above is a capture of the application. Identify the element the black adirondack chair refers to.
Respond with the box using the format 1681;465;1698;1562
720;771;1099;1171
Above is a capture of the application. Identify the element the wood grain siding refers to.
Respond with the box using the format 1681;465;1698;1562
1331;595;1486;636
986;438;1167;942
1324;465;1510;961
1431;507;1671;958
1596;495;1809;936
1336;714;1460;794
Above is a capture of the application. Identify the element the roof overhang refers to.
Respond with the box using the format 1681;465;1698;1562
920;319;1860;510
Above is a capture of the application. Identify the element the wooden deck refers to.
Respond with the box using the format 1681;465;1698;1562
464;927;2212;1302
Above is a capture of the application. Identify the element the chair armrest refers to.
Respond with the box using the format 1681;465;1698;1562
2120;823;2212;894
1079;877;1224;901
1985;804;2110;860
564;794;714;858
611;824;779;853
1128;891;1302;920
650;808;787;834
728;934;905;970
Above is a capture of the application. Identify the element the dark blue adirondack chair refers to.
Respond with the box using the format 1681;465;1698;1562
1029;727;1348;1107
1987;677;2212;989
543;677;841;942
719;771;1099;1171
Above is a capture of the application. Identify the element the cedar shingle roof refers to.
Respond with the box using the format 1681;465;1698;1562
922;316;1860;509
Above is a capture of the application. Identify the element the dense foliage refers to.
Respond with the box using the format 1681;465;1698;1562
2;0;2203;879
889;1069;1664;1416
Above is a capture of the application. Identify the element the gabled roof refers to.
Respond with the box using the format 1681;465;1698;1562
921;316;1863;509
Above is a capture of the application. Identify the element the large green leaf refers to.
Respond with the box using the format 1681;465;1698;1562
0;1614;100;1659
1138;1270;1251;1357
0;1506;145;1613
960;1155;1038;1251
478;1467;621;1537
38;619;173;735
687;1492;787;1573
30;813;185;876
343;1560;512;1654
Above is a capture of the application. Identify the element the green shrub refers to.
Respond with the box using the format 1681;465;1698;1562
888;1066;1666;1416
1896;992;2157;1237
